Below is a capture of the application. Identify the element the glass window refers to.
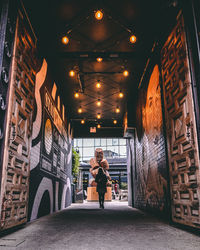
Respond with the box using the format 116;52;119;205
107;138;112;146
83;138;94;147
73;139;77;147
95;138;100;146
112;138;118;145
120;145;127;156
101;138;106;146
77;138;82;147
119;139;126;145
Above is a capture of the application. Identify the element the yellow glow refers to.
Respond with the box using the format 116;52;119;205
116;107;120;113
97;114;101;119
62;36;69;44
113;120;117;124
97;124;101;128
97;57;103;62
95;10;103;20
78;108;82;113
97;100;101;106
81;119;85;124
96;82;101;88
74;92;79;98
69;70;75;77
130;35;137;44
123;70;129;77
119;92;124;98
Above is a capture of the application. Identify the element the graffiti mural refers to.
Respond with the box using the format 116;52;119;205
132;65;169;215
29;59;72;221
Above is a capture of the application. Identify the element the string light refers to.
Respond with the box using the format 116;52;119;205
96;81;101;88
81;119;85;124
97;124;101;128
97;57;103;62
78;107;82;113
97;113;101;119
69;70;75;77
123;70;129;77
130;35;137;44
113;120;117;124
95;10;103;20
62;36;69;44
96;99;101;106
74;92;79;98
119;91;124;98
116;107;120;113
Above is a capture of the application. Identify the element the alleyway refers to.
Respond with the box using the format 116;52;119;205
0;202;200;250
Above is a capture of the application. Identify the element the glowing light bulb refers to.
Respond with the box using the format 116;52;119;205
96;81;101;88
130;35;137;44
74;92;79;98
116;107;120;113
97;57;103;62
78;107;82;113
95;10;103;20
113;120;117;124
81;119;85;124
62;36;69;44
97;100;101;106
123;70;129;77
119;91;124;98
69;70;75;77
97;114;101;119
97;124;101;128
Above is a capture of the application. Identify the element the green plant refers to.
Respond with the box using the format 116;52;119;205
72;148;80;176
120;182;128;190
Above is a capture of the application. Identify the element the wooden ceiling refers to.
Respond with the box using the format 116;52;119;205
23;0;178;137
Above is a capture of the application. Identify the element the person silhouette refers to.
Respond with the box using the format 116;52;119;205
95;167;108;209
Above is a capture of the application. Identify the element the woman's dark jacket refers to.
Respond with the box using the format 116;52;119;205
95;172;107;194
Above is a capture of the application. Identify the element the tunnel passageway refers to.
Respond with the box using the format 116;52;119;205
0;202;200;250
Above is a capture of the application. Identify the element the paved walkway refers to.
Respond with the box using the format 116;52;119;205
0;201;200;250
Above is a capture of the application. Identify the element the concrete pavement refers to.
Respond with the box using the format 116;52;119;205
0;201;200;250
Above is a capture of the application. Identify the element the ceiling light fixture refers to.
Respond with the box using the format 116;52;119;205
95;10;103;20
97;113;101;119
123;70;129;77
96;81;101;89
96;99;101;106
69;70;75;77
78;107;82;113
74;91;79;98
97;57;103;62
130;35;137;44
113;120;117;124
97;124;101;128
81;119;85;124
119;91;124;98
116;107;120;113
62;36;69;45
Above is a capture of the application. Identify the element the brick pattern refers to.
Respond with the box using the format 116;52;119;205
161;13;200;228
131;65;169;215
0;9;36;230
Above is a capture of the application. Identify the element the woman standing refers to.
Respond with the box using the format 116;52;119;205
95;168;108;209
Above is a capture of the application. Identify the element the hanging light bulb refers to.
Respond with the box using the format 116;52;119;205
123;70;129;77
78;107;82;113
116;107;120;113
62;36;69;44
69;70;75;77
97;124;101;128
97;113;101;119
74;92;79;98
81;119;85;124
119;91;124;98
95;10;103;20
96;99;101;106
130;35;137;44
113;120;117;124
96;81;101;89
96;57;103;63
